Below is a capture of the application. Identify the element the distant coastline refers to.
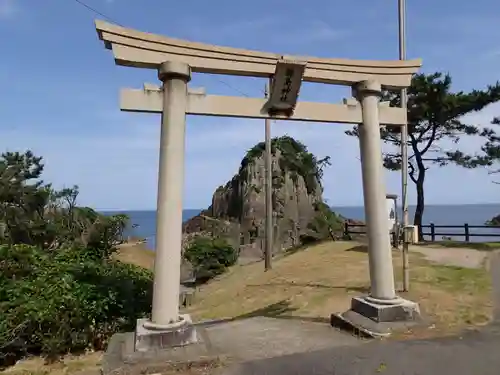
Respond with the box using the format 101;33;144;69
103;204;500;250
101;203;500;212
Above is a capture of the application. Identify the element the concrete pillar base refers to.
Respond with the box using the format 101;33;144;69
351;296;420;322
331;296;421;338
134;314;198;352
363;295;406;306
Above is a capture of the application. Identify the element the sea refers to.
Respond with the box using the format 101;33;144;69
105;204;500;250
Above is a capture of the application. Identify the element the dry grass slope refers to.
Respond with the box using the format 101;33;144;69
185;241;493;338
112;241;155;270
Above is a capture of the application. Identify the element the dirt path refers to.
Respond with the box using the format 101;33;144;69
409;244;489;268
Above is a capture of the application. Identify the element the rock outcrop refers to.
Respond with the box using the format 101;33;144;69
182;136;344;259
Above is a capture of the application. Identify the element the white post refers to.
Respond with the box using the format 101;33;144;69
147;61;191;328
398;0;410;292
355;80;397;302
264;81;273;271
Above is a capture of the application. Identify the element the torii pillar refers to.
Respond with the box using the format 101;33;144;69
330;80;421;337
135;61;198;351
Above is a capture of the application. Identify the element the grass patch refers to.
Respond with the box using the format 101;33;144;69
112;241;155;270
186;242;369;321
2;353;222;375
418;241;500;251
396;258;493;337
417;264;491;293
2;352;103;375
185;241;493;339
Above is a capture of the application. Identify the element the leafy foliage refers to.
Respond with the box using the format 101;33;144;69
239;136;331;195
0;151;128;256
0;244;152;365
183;237;238;283
346;73;500;232
473;117;500;184
0;151;151;365
302;201;344;244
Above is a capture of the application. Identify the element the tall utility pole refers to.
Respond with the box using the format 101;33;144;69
264;81;273;271
399;0;410;291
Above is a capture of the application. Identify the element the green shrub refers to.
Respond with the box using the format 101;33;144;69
183;237;238;283
302;201;343;244
0;244;152;366
0;150;150;366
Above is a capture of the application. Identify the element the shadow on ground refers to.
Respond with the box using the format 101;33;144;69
198;300;334;326
345;245;368;253
246;281;369;294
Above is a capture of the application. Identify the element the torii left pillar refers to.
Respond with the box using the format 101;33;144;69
135;61;198;351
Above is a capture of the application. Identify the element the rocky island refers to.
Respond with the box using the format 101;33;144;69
182;136;350;262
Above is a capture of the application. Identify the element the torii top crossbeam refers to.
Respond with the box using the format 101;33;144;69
95;20;421;89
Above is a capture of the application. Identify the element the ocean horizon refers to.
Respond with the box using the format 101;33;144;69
105;203;500;250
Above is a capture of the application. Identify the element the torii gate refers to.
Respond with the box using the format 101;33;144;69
95;20;422;349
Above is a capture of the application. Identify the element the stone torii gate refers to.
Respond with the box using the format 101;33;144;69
95;20;422;349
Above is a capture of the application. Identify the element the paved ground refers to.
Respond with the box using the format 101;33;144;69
219;251;500;375
222;325;500;375
202;316;364;362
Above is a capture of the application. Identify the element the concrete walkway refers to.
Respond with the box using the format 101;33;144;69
221;252;500;375
223;326;500;375
203;316;363;362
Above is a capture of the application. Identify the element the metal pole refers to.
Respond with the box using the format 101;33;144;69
264;80;273;271
399;0;410;292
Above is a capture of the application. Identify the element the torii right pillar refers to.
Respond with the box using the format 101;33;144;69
332;80;421;337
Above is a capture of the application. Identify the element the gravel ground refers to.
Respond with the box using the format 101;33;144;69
409;245;489;268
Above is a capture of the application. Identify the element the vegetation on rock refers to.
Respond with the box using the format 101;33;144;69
0;151;152;366
485;214;500;226
239;136;331;195
305;201;344;242
346;72;500;237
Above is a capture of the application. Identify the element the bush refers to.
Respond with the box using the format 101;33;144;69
0;150;151;366
304;201;344;243
183;237;237;283
0;244;152;366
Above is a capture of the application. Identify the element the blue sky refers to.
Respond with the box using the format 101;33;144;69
1;0;499;210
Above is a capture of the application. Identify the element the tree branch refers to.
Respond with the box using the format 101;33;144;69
419;123;439;156
408;161;417;184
